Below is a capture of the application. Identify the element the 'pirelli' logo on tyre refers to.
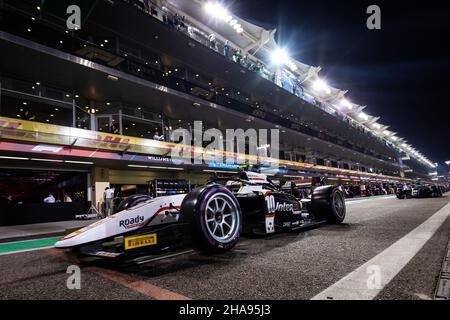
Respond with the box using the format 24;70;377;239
124;234;157;250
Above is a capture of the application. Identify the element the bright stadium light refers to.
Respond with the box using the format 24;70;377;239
313;79;331;94
372;123;381;129
271;48;289;65
205;2;229;20
358;112;369;121
390;136;398;141
205;3;244;33
287;61;297;71
445;161;450;166
340;99;353;110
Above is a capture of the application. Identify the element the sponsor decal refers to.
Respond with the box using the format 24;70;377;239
208;162;241;170
124;234;157;250
32;145;63;153
0;119;22;129
265;215;275;233
148;155;172;163
275;202;294;212
119;215;145;229
62;229;82;240
94;251;122;258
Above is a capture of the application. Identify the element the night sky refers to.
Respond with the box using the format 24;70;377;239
225;0;450;167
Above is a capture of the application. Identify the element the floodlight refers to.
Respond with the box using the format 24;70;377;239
312;79;331;94
372;123;381;129
340;99;353;110
271;49;289;65
288;62;297;71
205;2;229;20
358;112;369;121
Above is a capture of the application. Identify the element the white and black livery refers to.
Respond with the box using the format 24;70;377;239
55;169;346;260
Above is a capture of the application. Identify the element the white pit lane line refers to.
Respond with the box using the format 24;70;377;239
0;246;55;256
345;195;395;205
312;201;450;300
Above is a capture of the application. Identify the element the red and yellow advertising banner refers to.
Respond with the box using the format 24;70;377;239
0;116;410;182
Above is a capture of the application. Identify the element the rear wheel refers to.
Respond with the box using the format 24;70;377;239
312;187;346;224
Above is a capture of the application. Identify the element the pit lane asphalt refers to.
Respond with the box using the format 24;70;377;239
0;195;449;300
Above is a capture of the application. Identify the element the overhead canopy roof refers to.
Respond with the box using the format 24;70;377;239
164;0;436;169
166;0;314;75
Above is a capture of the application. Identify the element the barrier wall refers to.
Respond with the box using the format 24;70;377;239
0;202;91;226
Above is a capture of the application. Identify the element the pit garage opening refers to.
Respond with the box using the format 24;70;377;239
0;168;90;226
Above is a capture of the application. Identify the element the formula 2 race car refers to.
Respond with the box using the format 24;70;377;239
55;170;346;260
396;184;443;199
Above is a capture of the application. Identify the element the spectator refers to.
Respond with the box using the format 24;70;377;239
153;131;164;141
64;194;73;202
110;123;119;134
223;40;229;57
187;25;194;38
44;193;56;203
20;110;35;121
290;182;301;199
143;0;149;13
6;195;13;204
232;49;241;63
180;16;186;30
151;5;158;16
174;14;182;31
241;54;249;67
104;187;115;217
208;34;217;51
255;62;263;73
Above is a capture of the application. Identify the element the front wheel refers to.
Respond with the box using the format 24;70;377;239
181;185;242;254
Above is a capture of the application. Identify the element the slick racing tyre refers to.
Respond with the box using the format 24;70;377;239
181;185;242;254
312;186;346;224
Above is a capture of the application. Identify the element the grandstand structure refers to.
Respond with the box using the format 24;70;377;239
0;0;437;209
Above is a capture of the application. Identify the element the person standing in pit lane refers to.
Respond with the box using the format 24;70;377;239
104;187;115;217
